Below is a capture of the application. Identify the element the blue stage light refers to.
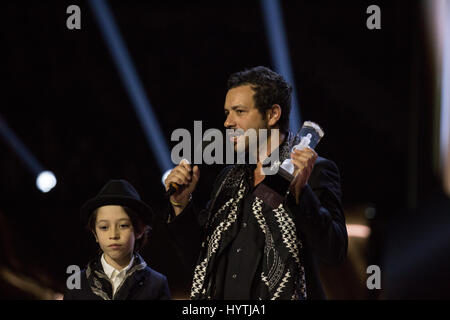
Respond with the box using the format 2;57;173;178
161;168;173;187
36;170;57;193
261;0;302;133
0;115;56;193
89;0;172;174
441;0;450;195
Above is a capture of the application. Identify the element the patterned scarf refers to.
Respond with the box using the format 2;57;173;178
190;132;307;300
86;253;147;300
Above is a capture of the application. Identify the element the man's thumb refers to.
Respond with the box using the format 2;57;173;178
192;165;200;181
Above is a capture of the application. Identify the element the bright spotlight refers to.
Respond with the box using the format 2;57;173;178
36;171;57;193
346;224;371;238
161;168;173;186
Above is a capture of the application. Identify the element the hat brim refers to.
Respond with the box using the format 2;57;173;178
80;195;154;226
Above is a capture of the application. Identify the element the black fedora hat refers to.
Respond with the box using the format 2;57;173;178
80;179;153;226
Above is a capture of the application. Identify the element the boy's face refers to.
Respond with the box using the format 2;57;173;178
94;205;140;268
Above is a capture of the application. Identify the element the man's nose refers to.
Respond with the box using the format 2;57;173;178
224;113;236;128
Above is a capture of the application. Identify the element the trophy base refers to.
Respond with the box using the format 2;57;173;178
254;167;293;209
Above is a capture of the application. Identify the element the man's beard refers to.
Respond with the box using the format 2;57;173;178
231;127;272;164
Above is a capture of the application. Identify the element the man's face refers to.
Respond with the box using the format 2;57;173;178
224;85;269;153
94;205;137;267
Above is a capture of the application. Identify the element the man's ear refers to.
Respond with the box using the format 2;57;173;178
267;104;282;128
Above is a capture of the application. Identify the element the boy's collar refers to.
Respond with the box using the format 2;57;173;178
100;253;135;277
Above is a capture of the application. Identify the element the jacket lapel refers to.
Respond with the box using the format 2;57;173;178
113;254;147;300
86;257;113;300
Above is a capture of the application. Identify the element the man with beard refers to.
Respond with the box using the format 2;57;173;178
164;66;347;300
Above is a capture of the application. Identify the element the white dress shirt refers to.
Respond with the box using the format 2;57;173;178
101;254;134;297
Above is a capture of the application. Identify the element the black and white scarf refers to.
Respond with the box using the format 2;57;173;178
190;132;307;300
86;253;147;300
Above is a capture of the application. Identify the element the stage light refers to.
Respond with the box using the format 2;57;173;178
346;224;371;238
36;171;57;193
426;0;450;195
261;0;302;133
0;115;56;193
364;206;376;219
89;0;172;174
440;0;450;195
161;168;172;186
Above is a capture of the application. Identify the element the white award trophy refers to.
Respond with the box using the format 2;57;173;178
280;121;324;174
255;121;324;208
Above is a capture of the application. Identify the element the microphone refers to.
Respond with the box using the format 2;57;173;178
166;183;180;197
165;159;190;198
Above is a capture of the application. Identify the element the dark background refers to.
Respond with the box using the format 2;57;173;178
1;0;446;299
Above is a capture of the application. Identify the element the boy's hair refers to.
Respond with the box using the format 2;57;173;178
87;206;151;253
227;66;292;133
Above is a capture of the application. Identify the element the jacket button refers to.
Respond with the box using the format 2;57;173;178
139;282;143;286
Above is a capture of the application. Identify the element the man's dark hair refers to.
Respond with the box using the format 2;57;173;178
227;66;292;133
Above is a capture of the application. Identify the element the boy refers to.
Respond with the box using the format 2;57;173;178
64;179;171;300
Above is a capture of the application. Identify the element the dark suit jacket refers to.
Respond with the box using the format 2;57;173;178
63;258;171;300
167;157;348;299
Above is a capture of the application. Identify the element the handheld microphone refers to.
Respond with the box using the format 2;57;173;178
166;183;180;197
165;159;190;198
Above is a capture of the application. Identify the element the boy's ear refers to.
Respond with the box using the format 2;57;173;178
92;231;99;243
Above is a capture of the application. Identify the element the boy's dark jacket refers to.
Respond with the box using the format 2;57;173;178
63;253;171;300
